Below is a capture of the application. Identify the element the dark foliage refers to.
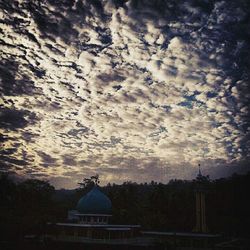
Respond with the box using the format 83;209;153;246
0;171;250;243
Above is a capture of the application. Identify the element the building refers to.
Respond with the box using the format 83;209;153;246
68;186;112;225
46;186;159;249
193;165;209;233
44;170;223;249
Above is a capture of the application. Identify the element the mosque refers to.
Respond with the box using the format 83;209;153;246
46;185;156;249
45;172;221;249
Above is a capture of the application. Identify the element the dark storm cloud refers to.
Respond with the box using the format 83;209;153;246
0;59;37;96
37;151;58;167
18;0;113;50
0;108;37;130
0;154;29;173
97;73;126;83
27;1;79;44
0;107;38;172
68;128;89;138
205;157;250;179
0;155;28;166
63;155;77;166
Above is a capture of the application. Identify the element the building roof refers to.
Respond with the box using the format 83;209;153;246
50;223;141;228
142;231;220;238
76;186;112;215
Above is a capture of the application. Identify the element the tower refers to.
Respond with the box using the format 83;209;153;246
193;164;208;233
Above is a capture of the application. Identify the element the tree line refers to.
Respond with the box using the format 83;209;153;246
0;171;250;242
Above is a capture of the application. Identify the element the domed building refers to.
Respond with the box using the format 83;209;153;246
77;186;112;214
47;186;149;248
68;186;112;224
46;178;220;249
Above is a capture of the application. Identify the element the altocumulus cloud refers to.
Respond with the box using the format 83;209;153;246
0;0;249;188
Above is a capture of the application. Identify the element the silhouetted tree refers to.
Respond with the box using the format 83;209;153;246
1;171;250;242
78;174;100;189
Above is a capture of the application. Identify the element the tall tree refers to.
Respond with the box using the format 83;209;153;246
78;174;100;190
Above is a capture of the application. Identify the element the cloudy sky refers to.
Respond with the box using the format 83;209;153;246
1;0;250;188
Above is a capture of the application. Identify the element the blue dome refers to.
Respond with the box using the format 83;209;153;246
76;186;112;214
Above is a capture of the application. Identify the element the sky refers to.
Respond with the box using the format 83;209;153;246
0;0;250;189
